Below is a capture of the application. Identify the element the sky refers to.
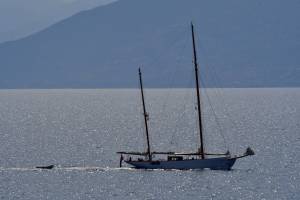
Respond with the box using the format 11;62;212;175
0;0;117;43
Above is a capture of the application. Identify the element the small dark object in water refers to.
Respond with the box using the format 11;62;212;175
36;165;55;169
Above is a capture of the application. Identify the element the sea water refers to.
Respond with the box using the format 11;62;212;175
0;89;299;199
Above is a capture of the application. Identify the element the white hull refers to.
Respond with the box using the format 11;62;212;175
126;157;237;170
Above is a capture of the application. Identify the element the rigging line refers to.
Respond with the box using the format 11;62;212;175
207;64;243;139
160;30;189;110
162;26;195;148
195;32;224;91
134;25;188;152
159;26;190;137
194;33;234;113
169;70;195;149
145;25;188;72
194;32;223;90
195;33;240;146
202;62;243;140
199;76;229;151
140;26;189;140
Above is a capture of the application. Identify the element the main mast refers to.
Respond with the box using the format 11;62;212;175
138;68;152;161
191;22;205;159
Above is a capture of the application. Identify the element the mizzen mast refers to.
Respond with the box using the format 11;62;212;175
191;22;205;159
138;68;152;161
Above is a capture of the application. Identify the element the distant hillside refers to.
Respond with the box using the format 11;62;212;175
0;0;299;88
0;0;117;43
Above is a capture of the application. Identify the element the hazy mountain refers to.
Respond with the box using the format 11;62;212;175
0;0;299;88
0;0;116;43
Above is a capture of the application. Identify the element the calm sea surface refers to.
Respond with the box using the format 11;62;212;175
0;89;299;199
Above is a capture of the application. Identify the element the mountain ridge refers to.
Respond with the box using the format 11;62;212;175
0;0;117;43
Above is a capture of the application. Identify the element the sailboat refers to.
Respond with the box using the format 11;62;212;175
117;23;254;170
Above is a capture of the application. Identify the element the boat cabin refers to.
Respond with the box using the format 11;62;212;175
168;156;183;161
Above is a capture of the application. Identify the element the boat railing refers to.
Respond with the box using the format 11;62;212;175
117;151;229;156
